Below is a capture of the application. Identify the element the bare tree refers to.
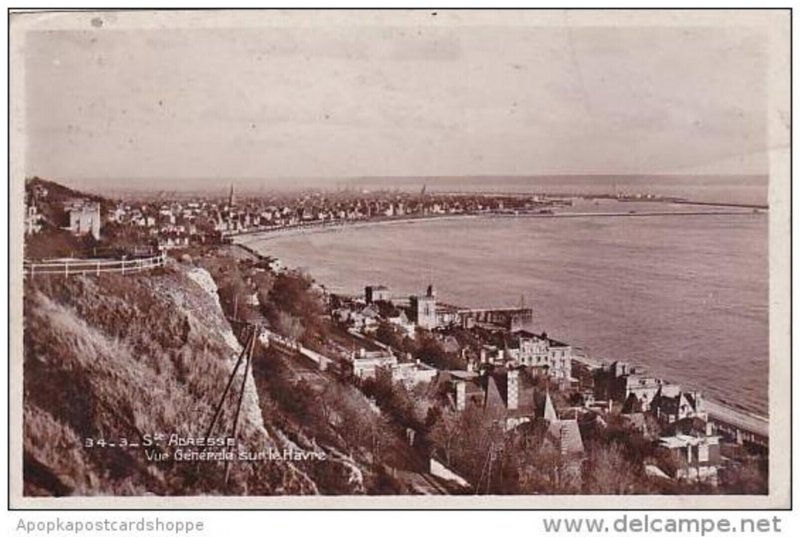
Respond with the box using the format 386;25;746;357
584;442;643;494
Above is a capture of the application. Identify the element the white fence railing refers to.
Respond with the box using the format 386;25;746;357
23;253;167;277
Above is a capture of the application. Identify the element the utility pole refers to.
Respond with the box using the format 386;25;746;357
203;327;253;446
224;326;258;486
199;324;263;490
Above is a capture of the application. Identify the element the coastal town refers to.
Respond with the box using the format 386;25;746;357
33;173;760;254
21;177;768;495
257;275;767;491
12;7;790;521
24;177;585;253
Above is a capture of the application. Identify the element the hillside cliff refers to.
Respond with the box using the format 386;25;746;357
23;261;325;496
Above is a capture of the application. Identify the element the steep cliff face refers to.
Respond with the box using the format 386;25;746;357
22;262;319;496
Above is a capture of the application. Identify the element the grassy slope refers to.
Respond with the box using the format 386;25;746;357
196;252;425;494
23;263;317;496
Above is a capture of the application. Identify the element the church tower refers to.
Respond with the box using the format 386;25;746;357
228;184;236;207
410;283;437;329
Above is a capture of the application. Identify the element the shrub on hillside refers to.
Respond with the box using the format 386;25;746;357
262;271;328;345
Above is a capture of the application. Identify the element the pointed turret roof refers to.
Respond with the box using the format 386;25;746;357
543;391;558;422
483;376;505;411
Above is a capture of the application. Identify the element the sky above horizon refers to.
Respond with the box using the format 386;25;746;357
23;13;772;190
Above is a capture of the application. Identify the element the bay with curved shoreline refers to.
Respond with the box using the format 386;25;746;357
239;205;769;418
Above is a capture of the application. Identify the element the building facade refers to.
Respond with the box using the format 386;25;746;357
410;284;438;329
377;361;437;389
506;330;573;381
658;434;721;482
365;285;391;304
348;349;398;379
650;387;708;424
593;361;666;410
64;200;101;240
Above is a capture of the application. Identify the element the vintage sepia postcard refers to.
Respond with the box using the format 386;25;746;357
7;9;791;509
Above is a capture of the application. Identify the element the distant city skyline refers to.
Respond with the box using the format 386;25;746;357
51;172;769;194
24;11;774;190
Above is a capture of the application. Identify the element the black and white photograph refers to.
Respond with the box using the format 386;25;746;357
6;8;791;510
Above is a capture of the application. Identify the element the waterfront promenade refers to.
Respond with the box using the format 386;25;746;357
704;400;769;445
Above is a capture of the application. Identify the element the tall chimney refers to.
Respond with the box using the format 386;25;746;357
694;391;704;412
507;370;519;410
455;380;466;411
559;424;568;455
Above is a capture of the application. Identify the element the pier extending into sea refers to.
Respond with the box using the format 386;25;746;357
454;307;534;331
